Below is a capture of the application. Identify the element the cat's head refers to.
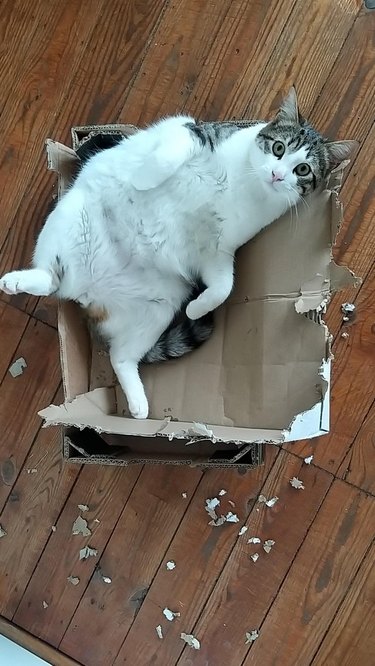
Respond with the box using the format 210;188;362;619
253;87;357;198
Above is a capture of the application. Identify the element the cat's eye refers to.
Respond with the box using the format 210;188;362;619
272;141;285;158
294;163;311;176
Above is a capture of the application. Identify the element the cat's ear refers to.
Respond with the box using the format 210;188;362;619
325;140;359;167
278;86;299;123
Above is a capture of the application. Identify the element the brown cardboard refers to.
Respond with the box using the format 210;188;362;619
39;125;358;468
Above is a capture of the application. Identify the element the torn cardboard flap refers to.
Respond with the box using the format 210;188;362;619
40;128;360;463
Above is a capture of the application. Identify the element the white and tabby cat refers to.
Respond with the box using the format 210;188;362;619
0;88;355;418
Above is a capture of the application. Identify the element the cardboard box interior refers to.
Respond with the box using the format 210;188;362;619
39;125;359;468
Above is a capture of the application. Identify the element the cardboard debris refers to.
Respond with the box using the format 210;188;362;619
166;561;176;570
182;492;187;499
258;494;279;507
26;468;38;474
163;608;180;622
248;537;261;544
245;630;260;644
180;633;200;650
225;512;239;523
238;526;248;536
51;525;57;532
290;477;305;490
67;575;80;586
42;601;49;609
0;525;7;538
205;497;221;520
250;553;260;563
9;357;27;378
156;625;163;640
79;545;98;560
341;331;349;339
218;489;227;496
78;504;89;512
263;539;275;554
72;515;92;537
304;455;314;464
101;574;112;584
341;302;355;316
38;127;359;467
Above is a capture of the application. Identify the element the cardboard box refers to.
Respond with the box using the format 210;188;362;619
39;124;359;468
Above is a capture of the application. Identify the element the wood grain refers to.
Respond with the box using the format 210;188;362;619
241;481;375;665
311;542;375;666
0;302;29;382
111;448;279;666
176;450;332;666
0;318;61;512
59;465;202;665
13;463;142;645
0;425;79;618
338;399;375;494
118;0;297;124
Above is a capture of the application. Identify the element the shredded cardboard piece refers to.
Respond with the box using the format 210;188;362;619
156;625;163;640
208;516;226;527
26;468;38;474
218;489;227;496
248;537;261;544
228;500;236;507
182;492;187;499
205;497;221;520
245;630;260;644
258;494;279;507
263;539;276;554
72;515;92;537
94;518;100;524
101;575;112;584
341;331;349;339
9;357;27;378
51;525;57;532
78;504;89;512
304;455;314;465
79;545;98;560
67;575;80;586
180;633;200;650
238;526;248;536
42;601;49;609
0;525;7;538
290;477;305;490
163;608;181;622
250;553;260;562
341;302;355;315
225;512;240;523
166;560;176;570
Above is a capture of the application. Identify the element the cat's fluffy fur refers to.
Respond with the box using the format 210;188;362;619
0;88;356;419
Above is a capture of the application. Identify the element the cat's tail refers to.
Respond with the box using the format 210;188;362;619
142;312;214;364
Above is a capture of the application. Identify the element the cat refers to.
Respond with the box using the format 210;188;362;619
0;87;356;419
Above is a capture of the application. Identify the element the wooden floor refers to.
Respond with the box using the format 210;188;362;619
0;1;374;664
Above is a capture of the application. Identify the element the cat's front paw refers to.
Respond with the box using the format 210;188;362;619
128;394;149;419
186;298;210;320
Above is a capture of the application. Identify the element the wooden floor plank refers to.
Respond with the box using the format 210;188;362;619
338;399;375;494
0;424;79;618
0;318;61;512
311;542;375;666
240;481;375;665
13;463;142;645
238;0;361;121
59;466;202;665
0;302;29;382
175;451;332;666
285;260;375;472
118;0;297;125
111;449;279;666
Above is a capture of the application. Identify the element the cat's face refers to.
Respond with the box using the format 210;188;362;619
253;87;357;199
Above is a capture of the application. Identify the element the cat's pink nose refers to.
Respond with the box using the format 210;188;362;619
272;170;284;182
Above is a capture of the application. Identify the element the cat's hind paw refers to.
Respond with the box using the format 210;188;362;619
0;269;57;296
